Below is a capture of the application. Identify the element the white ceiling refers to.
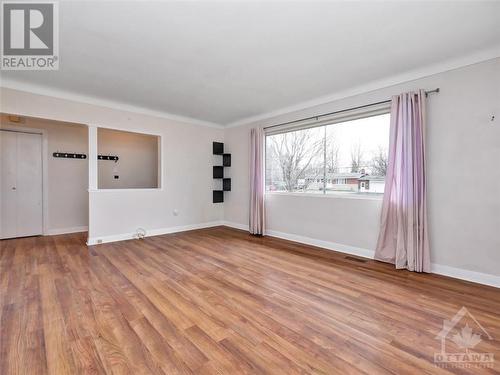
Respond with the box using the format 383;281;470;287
1;1;499;127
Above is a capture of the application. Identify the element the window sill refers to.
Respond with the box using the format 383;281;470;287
265;191;384;201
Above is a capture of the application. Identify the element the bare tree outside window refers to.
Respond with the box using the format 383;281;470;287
265;112;390;195
370;146;388;176
326;135;339;173
350;142;364;173
267;128;323;192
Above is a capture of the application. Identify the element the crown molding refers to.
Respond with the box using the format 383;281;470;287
0;78;224;129
2;45;499;130
226;45;500;128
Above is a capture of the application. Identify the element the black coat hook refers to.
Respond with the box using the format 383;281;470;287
53;152;87;159
98;154;119;161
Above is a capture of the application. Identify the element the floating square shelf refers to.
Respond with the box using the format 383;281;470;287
223;178;231;191
213;142;224;155
213;166;224;179
222;154;231;167
213;190;224;203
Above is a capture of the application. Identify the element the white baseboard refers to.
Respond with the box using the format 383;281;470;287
222;221;374;259
265;229;376;260
46;226;88;235
221;221;249;231
221;221;499;288
86;221;223;246
431;263;500;289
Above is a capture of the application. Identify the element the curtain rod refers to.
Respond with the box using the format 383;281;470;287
264;88;440;130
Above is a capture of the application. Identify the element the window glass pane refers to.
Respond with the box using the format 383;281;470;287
265;112;390;196
324;113;389;195
265;127;323;192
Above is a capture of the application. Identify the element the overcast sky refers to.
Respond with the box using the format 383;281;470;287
266;113;391;177
327;113;390;172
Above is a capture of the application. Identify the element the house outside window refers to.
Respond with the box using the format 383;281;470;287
265;110;390;196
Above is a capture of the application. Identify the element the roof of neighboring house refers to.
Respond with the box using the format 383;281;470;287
358;175;386;182
305;172;366;179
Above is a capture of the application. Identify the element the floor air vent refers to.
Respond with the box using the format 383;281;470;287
345;256;367;263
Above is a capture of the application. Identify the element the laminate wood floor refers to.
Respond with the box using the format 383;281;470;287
1;226;499;374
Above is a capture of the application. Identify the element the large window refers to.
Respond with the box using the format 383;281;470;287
265;112;390;196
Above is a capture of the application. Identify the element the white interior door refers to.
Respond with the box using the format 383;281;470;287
0;130;43;239
1;131;18;238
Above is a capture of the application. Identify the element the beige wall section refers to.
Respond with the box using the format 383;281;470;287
0;114;88;233
0;88;224;241
98;128;159;189
224;58;500;278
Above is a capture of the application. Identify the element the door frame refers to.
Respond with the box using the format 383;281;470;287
0;126;49;235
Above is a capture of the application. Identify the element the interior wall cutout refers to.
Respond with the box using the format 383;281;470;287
97;128;160;189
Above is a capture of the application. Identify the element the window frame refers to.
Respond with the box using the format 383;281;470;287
264;103;390;199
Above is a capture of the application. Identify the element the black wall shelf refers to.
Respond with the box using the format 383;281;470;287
213;142;224;155
213;166;224;179
212;142;231;203
213;190;224;203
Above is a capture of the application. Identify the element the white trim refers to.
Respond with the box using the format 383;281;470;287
222;221;249;231
91;123;164;138
2;50;498;130
265;191;383;201
265;229;376;259
88;188;163;193
0;79;224;129
264;103;391;136
88;126;98;191
226;48;500;128
46;226;88;236
86;220;223;245
223;220;375;258
431;263;500;289
222;221;499;288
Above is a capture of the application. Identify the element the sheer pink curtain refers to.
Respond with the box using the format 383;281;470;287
375;90;430;272
249;127;265;235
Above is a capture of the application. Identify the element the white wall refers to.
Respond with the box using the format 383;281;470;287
224;58;500;278
98;128;159;189
0;88;224;243
0;114;88;234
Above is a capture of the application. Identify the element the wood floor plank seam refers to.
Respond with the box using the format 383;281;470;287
1;227;499;374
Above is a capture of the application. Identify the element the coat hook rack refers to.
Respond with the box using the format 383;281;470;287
98;155;119;162
53;152;87;159
52;152;119;161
